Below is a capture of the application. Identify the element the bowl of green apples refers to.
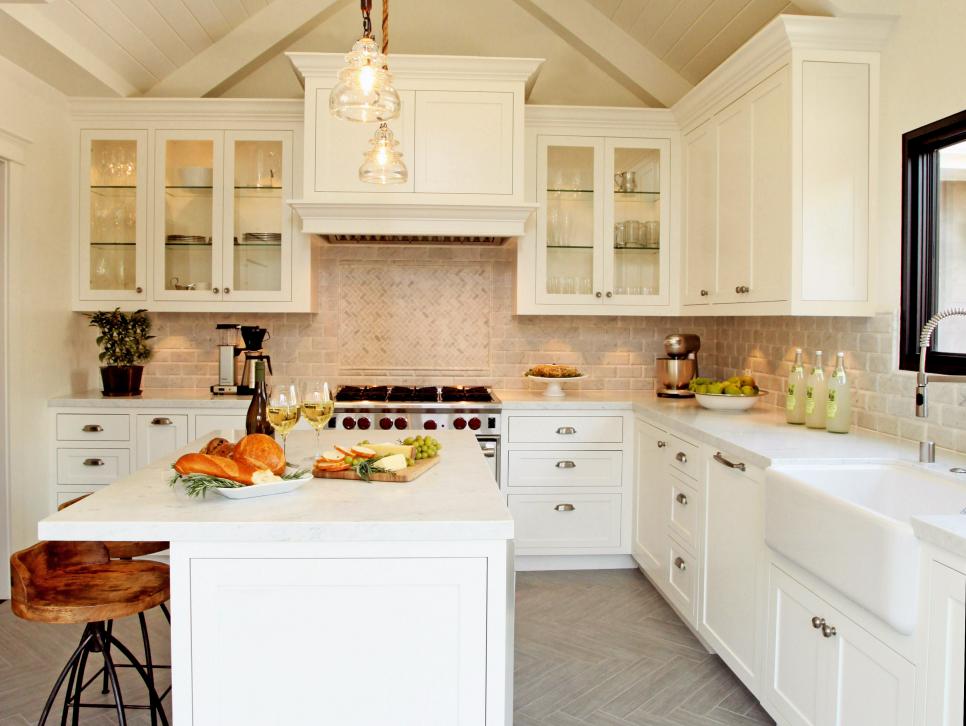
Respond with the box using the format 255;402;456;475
689;375;766;411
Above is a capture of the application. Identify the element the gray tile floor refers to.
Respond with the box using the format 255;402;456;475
0;569;774;725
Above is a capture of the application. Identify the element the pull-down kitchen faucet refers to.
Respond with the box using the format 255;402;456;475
916;307;966;463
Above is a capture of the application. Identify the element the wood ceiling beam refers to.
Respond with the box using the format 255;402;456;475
512;0;693;108
144;0;349;98
792;0;902;17
0;4;137;97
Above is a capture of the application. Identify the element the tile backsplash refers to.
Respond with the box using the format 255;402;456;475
75;244;966;454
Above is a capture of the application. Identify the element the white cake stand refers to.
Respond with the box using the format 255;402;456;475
526;374;588;397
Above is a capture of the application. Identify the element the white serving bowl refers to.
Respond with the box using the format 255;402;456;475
178;166;213;187
694;391;766;412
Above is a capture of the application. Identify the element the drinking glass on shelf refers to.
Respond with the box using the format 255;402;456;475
579;277;593;294
301;381;334;460
268;382;301;464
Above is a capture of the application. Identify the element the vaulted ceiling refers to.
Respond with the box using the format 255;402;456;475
0;0;893;106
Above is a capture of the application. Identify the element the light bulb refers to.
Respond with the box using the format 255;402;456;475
359;123;407;185
359;65;376;95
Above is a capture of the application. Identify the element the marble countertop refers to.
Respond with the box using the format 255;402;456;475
49;389;254;408
39;429;513;543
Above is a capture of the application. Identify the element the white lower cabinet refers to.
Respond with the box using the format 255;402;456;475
666;536;698;623
765;564;915;726
508;493;621;552
632;419;669;578
135;413;189;468
921;559;965;726
700;449;764;692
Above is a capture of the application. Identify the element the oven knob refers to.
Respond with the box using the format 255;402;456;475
379;417;393;430
424;420;438;430
357;417;371;430
453;417;467;430
468;417;481;431
342;417;356;430
394;417;408;430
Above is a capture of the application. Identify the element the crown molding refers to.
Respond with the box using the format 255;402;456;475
0;127;31;164
526;104;678;133
68;98;303;123
672;15;894;132
289;200;538;238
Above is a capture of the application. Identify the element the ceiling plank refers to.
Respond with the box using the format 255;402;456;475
514;0;692;107
144;0;348;97
183;0;232;43
0;3;140;95
70;0;176;81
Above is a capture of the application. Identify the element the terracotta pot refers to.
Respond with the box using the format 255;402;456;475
100;365;144;397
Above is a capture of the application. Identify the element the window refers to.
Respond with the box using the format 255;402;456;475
900;109;966;373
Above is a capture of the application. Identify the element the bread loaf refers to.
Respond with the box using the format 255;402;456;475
233;434;285;475
173;453;259;485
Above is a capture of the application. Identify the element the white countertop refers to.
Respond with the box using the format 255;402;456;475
49;389;254;408
39;429;512;543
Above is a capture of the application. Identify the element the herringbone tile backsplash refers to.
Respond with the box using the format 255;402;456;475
76;243;966;453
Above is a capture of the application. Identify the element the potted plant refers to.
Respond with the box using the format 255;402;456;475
87;308;154;396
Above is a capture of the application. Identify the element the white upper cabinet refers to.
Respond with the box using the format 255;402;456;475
675;16;891;316
71;99;311;313
516;106;678;316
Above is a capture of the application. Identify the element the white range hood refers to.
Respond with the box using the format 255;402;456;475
287;52;542;244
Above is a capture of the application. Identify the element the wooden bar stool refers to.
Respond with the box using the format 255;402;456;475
10;540;170;726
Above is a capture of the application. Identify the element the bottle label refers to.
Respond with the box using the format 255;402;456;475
826;389;837;419
805;386;815;415
785;383;796;411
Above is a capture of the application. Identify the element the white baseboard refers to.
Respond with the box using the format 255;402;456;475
515;554;637;571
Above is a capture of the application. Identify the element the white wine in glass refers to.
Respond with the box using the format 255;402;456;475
301;381;333;459
268;382;301;463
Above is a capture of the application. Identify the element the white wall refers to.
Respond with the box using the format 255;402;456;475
876;0;966;311
0;55;75;551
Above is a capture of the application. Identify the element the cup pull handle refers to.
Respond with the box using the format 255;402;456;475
674;557;687;571
151;417;173;426
713;451;746;471
82;424;103;433
83;458;105;467
555;460;576;469
676;492;688;505
556;426;577;435
675;452;688;464
554;503;575;512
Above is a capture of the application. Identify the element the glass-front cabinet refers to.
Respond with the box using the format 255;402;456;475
535;134;670;308
155;130;293;303
79;131;148;301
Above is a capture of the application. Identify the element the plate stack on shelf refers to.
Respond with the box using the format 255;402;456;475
241;232;281;245
166;234;209;246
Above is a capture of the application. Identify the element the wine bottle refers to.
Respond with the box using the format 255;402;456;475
245;361;274;437
826;352;852;434
804;351;827;429
785;348;807;425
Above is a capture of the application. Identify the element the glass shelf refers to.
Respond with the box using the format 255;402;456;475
91;241;136;246
235;243;282;248
547;189;660;196
547;245;594;249
615;246;660;252
91;185;136;189
165;242;212;247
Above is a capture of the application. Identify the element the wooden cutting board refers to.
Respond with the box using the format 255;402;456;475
312;456;441;483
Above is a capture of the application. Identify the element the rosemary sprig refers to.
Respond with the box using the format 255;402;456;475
352;457;397;483
169;468;310;498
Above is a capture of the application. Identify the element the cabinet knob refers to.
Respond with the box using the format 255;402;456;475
700;289;709;297
811;616;825;629
676;492;688;506
82;458;105;467
657;440;667;448
821;623;837;638
554;503;575;512
224;287;231;294
81;424;103;433
605;291;613;298
735;285;750;294
135;286;143;294
595;291;602;298
150;417;173;426
212;287;220;294
675;451;688;464
674;557;687;571
555;460;576;469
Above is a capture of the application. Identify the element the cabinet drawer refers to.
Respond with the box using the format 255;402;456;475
507;450;621;488
56;413;130;442
666;537;698;623
668;474;700;550
668;435;701;480
195;413;247;439
508;416;623;444
57;448;131;485
508;493;621;551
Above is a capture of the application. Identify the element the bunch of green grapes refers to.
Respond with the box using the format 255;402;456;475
402;435;442;460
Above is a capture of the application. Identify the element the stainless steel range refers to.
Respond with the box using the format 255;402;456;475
332;385;502;483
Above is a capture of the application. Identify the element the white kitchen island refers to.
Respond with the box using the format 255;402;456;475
39;429;514;726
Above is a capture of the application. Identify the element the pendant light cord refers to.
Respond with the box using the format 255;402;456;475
381;0;389;56
360;0;373;38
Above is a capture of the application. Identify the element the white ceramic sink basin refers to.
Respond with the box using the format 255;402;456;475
765;461;966;634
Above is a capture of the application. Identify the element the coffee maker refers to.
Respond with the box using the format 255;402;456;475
211;323;244;395
655;333;700;398
238;325;272;395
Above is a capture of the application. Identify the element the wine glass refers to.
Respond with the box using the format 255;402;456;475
267;382;301;465
301;380;334;462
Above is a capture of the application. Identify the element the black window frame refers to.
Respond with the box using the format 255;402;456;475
900;108;966;374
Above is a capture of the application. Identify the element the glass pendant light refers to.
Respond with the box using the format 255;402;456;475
359;123;408;184
329;0;400;123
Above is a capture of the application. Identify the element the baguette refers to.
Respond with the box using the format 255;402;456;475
174;453;260;485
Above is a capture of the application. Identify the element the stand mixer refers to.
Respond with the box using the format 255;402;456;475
655;333;700;398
